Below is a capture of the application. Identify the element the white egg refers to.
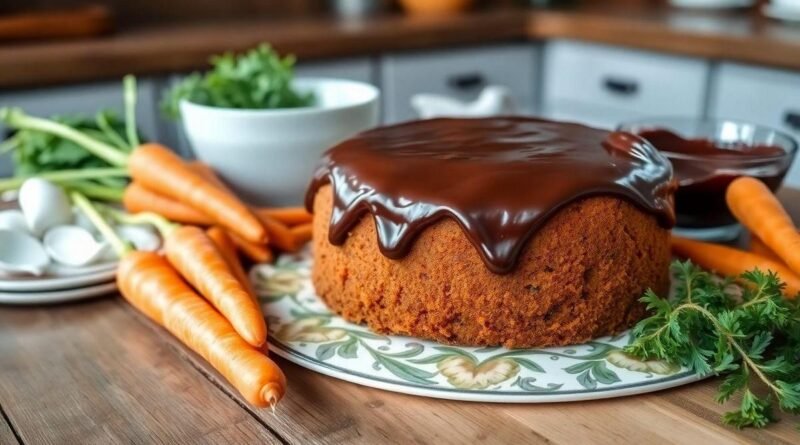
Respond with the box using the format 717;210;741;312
0;209;30;234
0;229;51;276
19;178;73;237
43;225;109;267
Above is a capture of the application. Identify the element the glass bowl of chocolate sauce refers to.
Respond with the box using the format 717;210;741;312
619;118;797;241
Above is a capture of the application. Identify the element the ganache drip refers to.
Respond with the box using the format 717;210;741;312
306;117;676;274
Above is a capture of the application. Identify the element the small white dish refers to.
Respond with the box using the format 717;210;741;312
43;225;109;267
0;264;116;292
181;77;380;206
0;229;51;276
411;85;516;119
252;250;704;403
0;281;117;305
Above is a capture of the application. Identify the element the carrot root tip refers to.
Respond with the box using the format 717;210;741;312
262;385;281;411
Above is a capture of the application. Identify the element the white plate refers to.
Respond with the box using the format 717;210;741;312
0;281;117;305
252;250;704;403
762;4;800;22
0;263;117;292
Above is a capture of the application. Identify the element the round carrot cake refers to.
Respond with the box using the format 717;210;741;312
305;117;676;348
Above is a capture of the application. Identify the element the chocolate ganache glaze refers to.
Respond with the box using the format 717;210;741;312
306;117;676;274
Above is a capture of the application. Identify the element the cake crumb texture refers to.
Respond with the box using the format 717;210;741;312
311;185;671;348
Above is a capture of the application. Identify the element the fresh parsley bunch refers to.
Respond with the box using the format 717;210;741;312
626;261;800;429
161;44;315;118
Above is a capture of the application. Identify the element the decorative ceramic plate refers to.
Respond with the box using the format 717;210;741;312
251;249;704;403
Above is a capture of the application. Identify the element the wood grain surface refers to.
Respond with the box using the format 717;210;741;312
0;189;798;444
0;298;281;444
3;3;800;89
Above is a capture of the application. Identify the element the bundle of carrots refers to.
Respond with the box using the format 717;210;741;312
671;176;800;298
0;75;318;409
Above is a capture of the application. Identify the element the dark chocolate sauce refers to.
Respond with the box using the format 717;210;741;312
637;129;789;228
307;117;676;274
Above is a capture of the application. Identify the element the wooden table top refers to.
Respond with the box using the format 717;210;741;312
3;3;800;89
1;189;799;444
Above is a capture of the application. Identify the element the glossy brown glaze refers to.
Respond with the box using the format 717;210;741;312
306;117;675;274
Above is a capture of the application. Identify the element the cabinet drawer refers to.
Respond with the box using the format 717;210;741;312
542;99;643;130
381;44;537;123
296;57;376;85
0;79;160;176
543;40;709;119
710;63;800;186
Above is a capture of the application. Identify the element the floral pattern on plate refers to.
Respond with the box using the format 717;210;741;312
250;248;702;402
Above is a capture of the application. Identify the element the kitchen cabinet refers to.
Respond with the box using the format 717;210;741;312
296;57;377;86
0;79;161;176
710;63;800;187
541;40;710;129
380;44;537;123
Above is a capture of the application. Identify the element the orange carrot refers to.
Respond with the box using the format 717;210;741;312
230;232;274;264
129;144;266;243
117;251;285;407
726;177;800;275
258;213;298;252
672;236;800;298
123;182;213;225
257;207;313;226
165;225;267;347
749;235;782;262
207;226;257;299
189;161;235;194
290;222;313;246
189;162;309;250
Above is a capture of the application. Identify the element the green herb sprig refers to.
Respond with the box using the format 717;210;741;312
161;44;314;119
626;261;800;429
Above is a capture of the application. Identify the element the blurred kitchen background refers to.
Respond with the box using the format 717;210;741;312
1;0;799;186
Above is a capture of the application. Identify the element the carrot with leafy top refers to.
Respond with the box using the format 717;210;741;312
129;144;265;243
119;251;285;407
290;222;313;246
258;213;298;252
164;225;267;347
230;232;274;263
72;192;286;408
672;236;800;298
189;162;303;251
257;207;312;226
123;182;213;225
726;177;800;275
207;226;257;299
749;235;782;262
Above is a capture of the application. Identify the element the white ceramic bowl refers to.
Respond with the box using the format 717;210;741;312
180;78;380;205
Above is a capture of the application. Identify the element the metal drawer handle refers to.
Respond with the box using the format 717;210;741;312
603;77;639;96
447;73;486;91
784;111;800;131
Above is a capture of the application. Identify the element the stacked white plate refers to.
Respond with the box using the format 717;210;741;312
763;0;800;22
0;261;118;305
